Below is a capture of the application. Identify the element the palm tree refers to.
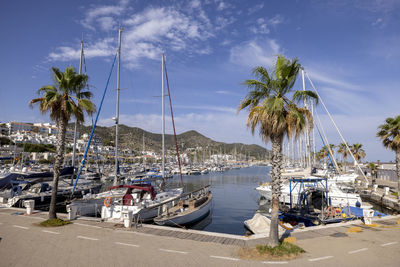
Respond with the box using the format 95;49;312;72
377;116;400;197
366;162;378;185
238;55;318;246
351;143;366;163
337;143;349;171
30;66;95;219
316;148;328;163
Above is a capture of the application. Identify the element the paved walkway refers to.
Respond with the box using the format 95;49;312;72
1;208;399;266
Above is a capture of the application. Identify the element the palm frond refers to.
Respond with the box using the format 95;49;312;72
292;90;319;104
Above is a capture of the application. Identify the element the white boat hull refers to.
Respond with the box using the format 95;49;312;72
154;195;212;226
256;180;362;208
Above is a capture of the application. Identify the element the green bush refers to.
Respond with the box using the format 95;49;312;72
23;143;56;153
39;218;71;227
256;242;305;257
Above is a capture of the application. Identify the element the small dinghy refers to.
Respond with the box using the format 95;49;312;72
244;213;291;235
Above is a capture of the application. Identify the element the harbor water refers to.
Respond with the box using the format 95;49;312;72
166;166;271;235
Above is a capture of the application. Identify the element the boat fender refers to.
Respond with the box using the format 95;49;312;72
355;201;361;208
104;196;112;207
10;185;22;197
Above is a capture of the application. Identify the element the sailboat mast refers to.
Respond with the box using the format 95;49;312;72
114;28;122;186
71;40;84;184
142;132;146;168
301;68;312;169
161;53;165;179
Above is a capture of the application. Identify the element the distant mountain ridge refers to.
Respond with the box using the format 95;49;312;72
73;123;271;159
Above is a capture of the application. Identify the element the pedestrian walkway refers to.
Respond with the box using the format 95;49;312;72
1;207;399;266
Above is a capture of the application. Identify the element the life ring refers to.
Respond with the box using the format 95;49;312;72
325;206;336;217
104;196;112;207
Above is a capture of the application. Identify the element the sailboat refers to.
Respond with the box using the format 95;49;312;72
152;54;213;227
68;44;183;220
255;68;364;208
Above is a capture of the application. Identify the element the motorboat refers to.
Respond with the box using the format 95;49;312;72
0;178;101;210
99;184;183;222
256;176;363;208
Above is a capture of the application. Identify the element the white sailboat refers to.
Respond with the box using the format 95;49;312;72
69;50;184;220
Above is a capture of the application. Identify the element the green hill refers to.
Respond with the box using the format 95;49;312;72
72;123;271;159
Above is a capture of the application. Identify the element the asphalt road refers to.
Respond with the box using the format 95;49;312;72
0;209;399;266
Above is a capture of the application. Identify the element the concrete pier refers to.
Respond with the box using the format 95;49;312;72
1;207;400;266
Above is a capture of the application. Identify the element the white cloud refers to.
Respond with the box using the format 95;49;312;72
215;90;241;96
268;15;284;26
49;4;219;68
215;16;236;30
305;68;361;91
248;3;264;15
371;17;383;26
215;1;231;11
97;16;117;31
48;38;115;62
174;104;236;113
229;39;281;68
189;0;201;10
80;0;127;30
249;15;284;34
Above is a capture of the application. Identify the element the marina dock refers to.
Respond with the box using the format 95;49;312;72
1;207;399;266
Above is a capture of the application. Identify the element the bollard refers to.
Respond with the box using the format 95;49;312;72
363;209;374;225
373;184;378;192
23;200;35;215
384;187;390;196
66;205;78;220
122;210;133;228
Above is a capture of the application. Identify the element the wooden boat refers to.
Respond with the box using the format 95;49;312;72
154;186;212;227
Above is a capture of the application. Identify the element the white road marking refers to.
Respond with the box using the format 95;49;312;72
74;222;102;229
159;248;188;254
13;225;29;230
77;235;99;241
381;242;398;247
348;248;368;254
42;230;60;235
308;256;334;262
114;242;139;247
263;261;288;264
210;255;239;261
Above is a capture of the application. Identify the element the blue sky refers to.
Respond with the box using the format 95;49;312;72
1;0;400;162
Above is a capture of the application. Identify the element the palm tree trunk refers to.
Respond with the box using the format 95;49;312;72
269;134;283;247
48;118;67;219
397;148;400;199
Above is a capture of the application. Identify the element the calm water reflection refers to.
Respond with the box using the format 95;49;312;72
166;166;271;235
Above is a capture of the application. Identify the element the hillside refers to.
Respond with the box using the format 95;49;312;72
72;123;271;159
